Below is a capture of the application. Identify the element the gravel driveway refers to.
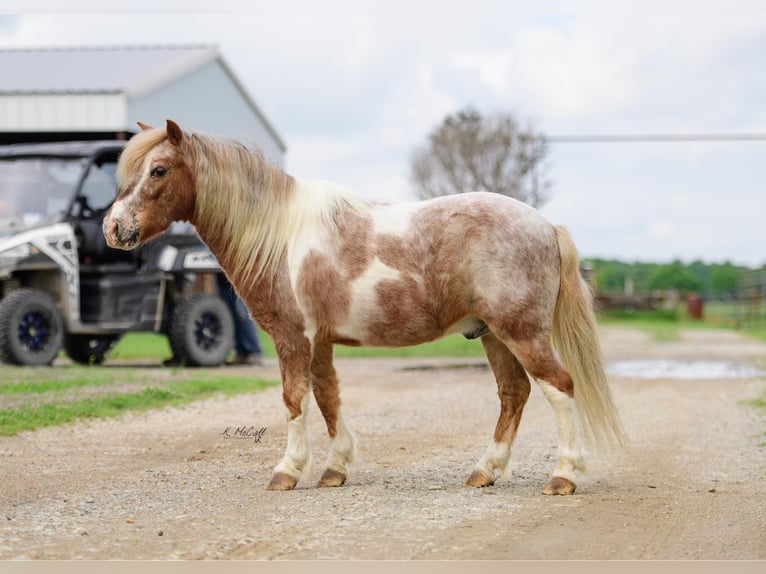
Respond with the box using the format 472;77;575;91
1;326;764;559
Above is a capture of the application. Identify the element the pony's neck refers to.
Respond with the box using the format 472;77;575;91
186;134;370;294
186;134;296;289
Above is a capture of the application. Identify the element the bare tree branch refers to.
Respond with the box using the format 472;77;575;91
410;107;550;207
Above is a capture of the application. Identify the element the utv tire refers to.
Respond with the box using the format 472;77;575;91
0;288;64;366
64;334;121;365
169;293;233;367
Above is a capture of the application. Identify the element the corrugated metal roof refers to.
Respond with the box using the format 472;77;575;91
0;45;287;152
0;45;217;94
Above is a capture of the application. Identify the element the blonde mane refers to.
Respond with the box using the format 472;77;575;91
116;128;167;185
121;126;372;291
183;133;294;287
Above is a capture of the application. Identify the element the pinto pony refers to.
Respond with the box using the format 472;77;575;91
104;120;626;494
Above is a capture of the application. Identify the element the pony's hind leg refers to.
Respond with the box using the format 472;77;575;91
537;380;585;495
507;337;585;495
310;343;357;487
466;333;531;487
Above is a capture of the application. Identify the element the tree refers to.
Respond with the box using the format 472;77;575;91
645;261;703;294
409;106;550;207
709;263;742;294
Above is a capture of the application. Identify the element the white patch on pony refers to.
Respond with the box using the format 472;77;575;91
273;394;312;482
537;381;585;482
287;179;374;340
325;413;358;475
290;179;368;243
472;440;512;481
108;198;126;222
370;202;419;236
108;146;157;226
335;256;403;342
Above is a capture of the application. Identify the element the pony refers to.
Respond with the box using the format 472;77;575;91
103;120;627;494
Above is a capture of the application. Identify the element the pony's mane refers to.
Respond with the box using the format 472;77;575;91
116;128;168;185
188;130;372;291
189;132;302;288
118;126;370;290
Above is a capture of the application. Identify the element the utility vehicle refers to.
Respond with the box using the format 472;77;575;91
0;141;233;366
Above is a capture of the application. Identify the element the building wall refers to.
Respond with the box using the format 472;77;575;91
128;59;285;165
0;93;126;131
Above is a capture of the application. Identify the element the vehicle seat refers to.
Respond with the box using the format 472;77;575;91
76;216;137;267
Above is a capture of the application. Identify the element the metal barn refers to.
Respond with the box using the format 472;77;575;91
0;45;286;163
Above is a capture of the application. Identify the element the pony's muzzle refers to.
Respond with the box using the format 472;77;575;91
103;216;139;250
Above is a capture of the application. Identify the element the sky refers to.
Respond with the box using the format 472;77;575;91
2;1;765;267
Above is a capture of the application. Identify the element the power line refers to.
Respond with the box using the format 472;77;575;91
546;133;766;143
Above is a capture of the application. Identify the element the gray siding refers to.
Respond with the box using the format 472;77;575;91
128;59;285;165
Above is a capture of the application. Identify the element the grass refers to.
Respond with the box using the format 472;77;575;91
110;331;487;361
751;394;766;410
745;391;766;447
109;333;172;360
0;367;278;436
596;306;766;343
743;327;766;342
0;367;147;395
110;299;766;359
597;308;690;342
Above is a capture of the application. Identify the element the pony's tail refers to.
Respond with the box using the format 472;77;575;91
552;225;628;453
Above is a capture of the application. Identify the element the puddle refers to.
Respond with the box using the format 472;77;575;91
400;362;488;372
607;359;766;380
396;359;766;380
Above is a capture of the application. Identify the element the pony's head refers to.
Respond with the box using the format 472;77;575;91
103;119;196;250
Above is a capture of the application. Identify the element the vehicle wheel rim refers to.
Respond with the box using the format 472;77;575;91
18;311;51;353
193;312;221;351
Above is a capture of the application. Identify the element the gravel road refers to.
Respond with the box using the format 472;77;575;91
1;326;764;560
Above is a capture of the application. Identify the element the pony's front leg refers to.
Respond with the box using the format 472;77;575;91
266;344;313;491
311;343;357;487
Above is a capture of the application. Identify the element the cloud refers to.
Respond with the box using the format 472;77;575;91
648;221;676;239
1;9;766;265
448;12;766;131
450;16;639;122
453;50;513;93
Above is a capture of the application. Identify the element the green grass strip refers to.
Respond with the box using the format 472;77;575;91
0;368;149;395
0;375;278;436
112;316;766;358
744;391;766;447
112;331;487;360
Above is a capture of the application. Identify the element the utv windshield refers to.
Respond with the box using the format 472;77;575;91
0;156;84;228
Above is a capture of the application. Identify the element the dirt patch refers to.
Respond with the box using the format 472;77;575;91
0;326;764;559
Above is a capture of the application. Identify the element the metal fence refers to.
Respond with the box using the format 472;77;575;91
735;270;766;328
704;270;766;329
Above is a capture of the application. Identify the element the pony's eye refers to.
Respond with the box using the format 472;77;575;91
150;166;168;178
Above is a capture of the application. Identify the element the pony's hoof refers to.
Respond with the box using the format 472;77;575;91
543;476;576;495
317;468;347;487
465;470;495;487
265;472;298;491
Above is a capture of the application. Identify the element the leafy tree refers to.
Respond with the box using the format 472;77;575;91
410;106;549;206
646;261;703;293
589;259;658;294
709;263;742;293
589;258;752;296
594;264;627;293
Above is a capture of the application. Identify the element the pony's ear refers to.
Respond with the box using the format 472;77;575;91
166;119;184;146
136;121;154;131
